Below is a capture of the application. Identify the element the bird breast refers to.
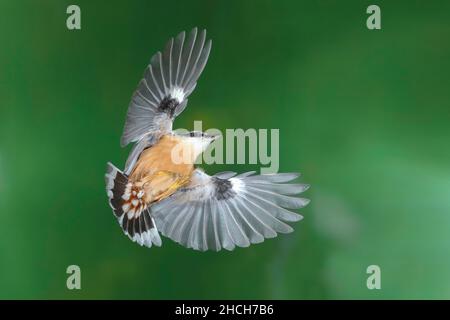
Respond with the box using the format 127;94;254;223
129;134;195;182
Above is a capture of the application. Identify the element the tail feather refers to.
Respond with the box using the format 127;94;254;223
105;162;162;248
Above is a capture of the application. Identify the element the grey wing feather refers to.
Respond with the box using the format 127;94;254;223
151;170;309;251
121;28;212;147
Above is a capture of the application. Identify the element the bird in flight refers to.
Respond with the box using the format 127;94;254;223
105;28;309;251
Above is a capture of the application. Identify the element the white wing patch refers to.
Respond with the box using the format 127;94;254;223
170;86;186;103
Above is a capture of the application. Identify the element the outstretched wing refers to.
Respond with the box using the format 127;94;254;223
151;170;310;251
121;28;212;147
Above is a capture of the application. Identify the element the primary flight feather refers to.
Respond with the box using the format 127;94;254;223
105;28;309;251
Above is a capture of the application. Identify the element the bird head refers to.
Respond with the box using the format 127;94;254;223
172;131;220;164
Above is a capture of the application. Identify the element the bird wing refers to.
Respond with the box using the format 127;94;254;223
121;28;212;147
151;169;310;251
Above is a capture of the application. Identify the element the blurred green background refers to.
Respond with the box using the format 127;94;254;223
1;0;450;299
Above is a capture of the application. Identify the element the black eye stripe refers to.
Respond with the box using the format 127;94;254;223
182;131;212;138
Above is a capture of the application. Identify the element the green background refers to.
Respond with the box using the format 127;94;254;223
1;0;449;299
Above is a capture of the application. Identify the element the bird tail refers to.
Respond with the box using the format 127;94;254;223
105;162;162;247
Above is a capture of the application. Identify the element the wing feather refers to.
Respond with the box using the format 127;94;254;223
173;31;185;86
228;198;264;243
222;200;250;247
217;200;235;251
182;29;206;88
210;199;222;251
179;28;197;86
162;38;173;88
234;195;277;238
188;203;203;250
